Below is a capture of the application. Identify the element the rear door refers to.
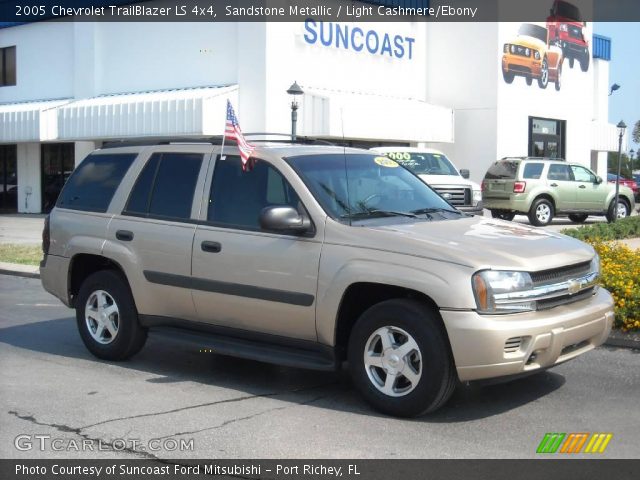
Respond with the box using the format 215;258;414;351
571;164;606;211
106;148;210;321
190;155;322;341
546;163;577;210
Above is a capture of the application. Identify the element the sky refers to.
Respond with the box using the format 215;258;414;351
593;22;640;153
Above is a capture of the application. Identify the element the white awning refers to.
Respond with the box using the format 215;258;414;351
0;99;69;143
299;87;454;143
57;85;238;140
590;121;626;152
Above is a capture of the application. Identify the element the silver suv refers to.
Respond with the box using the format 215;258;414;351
41;142;614;416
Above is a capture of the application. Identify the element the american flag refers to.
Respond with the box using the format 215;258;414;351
224;100;256;171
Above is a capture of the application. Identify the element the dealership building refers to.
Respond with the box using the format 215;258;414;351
0;2;623;213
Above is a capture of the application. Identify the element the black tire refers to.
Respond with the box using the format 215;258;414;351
490;210;516;221
569;57;575;69
579;54;589;72
525;76;533;86
555;62;562;91
538;57;549;89
606;198;630;223
568;213;588;223
76;270;147;361
502;68;514;84
347;299;457;417
528;198;554;226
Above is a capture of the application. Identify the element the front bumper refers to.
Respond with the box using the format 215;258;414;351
457;202;484;215
441;287;614;382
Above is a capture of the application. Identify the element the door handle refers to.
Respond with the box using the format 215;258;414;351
115;230;134;241
201;241;222;253
579;185;586;189
550;183;558;187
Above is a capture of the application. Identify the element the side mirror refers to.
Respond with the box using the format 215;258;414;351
595;176;603;184
259;206;311;234
460;169;470;179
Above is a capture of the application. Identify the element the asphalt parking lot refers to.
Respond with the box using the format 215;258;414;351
1;275;639;460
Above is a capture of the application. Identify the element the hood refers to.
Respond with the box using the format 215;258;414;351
345;216;594;272
513;36;546;50
418;174;481;191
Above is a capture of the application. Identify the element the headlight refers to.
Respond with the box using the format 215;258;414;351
510;44;516;54
472;270;535;314
534;50;541;60
472;190;482;204
504;43;509;53
525;48;530;56
559;24;568;32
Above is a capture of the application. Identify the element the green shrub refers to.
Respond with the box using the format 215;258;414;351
561;216;640;242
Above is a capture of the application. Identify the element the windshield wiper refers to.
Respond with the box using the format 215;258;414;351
411;207;464;216
342;209;418;219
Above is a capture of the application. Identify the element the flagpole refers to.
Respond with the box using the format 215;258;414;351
219;100;228;160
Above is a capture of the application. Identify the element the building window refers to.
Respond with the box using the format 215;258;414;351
529;117;566;159
0;46;16;86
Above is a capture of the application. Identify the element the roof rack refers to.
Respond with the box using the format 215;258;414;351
101;133;336;149
501;156;566;161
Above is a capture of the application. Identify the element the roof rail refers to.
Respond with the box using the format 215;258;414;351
501;156;566;161
101;133;336;149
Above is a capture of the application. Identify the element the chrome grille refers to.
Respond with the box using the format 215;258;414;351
433;186;471;206
537;287;594;310
530;261;591;286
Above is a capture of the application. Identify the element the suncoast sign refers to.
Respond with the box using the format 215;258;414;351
302;20;416;60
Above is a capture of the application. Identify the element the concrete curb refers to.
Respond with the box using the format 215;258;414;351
0;262;40;279
604;330;640;350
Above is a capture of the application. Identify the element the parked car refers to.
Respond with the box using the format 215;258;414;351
546;0;590;72
502;23;564;90
607;174;639;201
482;157;635;226
370;147;483;215
41;142;613;417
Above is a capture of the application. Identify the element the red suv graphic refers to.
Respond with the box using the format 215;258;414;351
547;0;590;72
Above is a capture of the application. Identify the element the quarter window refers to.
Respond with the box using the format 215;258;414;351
547;164;573;181
208;156;300;230
522;163;544;179
124;153;203;220
57;153;136;212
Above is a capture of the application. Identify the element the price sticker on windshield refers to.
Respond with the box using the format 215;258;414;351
374;156;399;168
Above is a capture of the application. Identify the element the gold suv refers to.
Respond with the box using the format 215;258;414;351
41;142;614;417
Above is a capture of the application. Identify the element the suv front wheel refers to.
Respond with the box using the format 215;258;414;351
76;270;147;361
528;198;554;226
347;299;457;417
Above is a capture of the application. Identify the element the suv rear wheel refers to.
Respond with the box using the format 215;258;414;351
76;270;147;361
347;299;456;417
490;210;516;221
528;198;554;226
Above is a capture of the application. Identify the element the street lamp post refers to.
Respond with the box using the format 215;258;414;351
613;120;626;222
286;81;304;142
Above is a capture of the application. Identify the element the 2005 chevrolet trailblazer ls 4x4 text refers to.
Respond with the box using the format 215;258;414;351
41;141;614;416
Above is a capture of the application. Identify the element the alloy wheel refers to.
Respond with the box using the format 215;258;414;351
85;290;120;345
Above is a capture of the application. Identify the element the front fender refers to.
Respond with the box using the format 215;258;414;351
315;252;475;345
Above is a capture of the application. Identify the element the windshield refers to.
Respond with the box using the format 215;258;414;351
381;151;459;176
288;153;458;222
518;23;547;43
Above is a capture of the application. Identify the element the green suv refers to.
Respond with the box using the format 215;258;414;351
482;157;635;226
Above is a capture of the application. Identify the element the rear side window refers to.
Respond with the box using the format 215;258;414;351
124;152;203;220
522;163;544;179
57;153;136;212
484;160;519;179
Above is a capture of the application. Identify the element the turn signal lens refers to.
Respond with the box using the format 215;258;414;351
513;181;526;193
473;275;488;311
